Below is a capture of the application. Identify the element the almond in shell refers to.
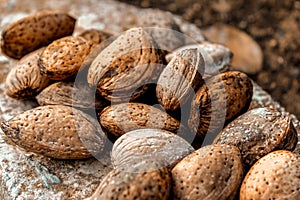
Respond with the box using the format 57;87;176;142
39;36;93;80
99;103;184;137
87;27;164;102
156;48;205;111
111;128;194;169
5;47;50;99
172;144;244;200
1;11;76;59
213;107;298;167
0;105;106;159
188;71;253;140
240;150;300;200
36;81;109;110
87;162;171;200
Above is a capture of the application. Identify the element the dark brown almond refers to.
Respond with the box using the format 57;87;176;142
111;129;194;169
88;164;171;200
36;81;109;110
188;71;253;140
5;48;50;99
39;36;93;80
87;27;164;102
240;150;300;200
0;105;106;159
156;48;205;111
165;43;233;78
1;11;76;59
172;144;243;200
99;103;183;137
213;107;298;167
137;10;185;52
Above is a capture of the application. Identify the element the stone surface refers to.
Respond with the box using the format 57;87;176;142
0;0;299;199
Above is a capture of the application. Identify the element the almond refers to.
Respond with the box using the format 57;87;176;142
38;36;93;80
172;144;243;200
99;103;184;137
111;128;194;169
213;107;298;167
36;81;109;110
240;150;300;200
0;105;106;159
188;71;253;140
156;48;205;111
5;48;50;99
87;27;164;102
1;11;76;59
87;162;171;200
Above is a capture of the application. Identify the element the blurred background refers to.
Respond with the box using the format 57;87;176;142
120;0;300;119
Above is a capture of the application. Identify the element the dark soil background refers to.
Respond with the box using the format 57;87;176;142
119;0;300;119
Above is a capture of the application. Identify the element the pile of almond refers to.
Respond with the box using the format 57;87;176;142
0;11;299;200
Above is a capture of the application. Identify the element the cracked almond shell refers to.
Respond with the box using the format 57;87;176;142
1;11;76;59
0;105;106;159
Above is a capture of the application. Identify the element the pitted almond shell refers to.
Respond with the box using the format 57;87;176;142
99;103;183;137
156;48;205;111
5;48;50;99
172;144;243;200
240;150;300;200
111;128;194;169
1;11;75;59
36;81;109;110
87;27;164;102
213;107;298;167
39;36;93;80
188;71;253;139
0;105;106;159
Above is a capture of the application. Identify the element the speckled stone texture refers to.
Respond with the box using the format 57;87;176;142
0;0;299;199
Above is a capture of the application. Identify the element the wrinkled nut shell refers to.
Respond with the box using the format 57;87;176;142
213;107;298;167
240;150;300;200
88;27;164;102
188;71;253;139
88;165;171;200
111;128;194;169
1;11;76;59
172;144;243;200
5;48;50;99
99;103;183;137
157;48;205;111
39;36;93;80
36;81;108;110
0;105;106;159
